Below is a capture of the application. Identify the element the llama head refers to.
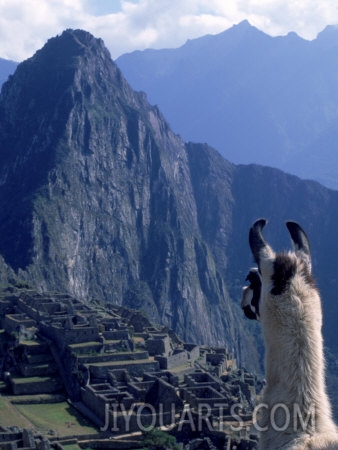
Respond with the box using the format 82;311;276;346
241;219;317;325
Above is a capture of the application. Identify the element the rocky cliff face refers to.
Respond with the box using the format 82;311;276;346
0;30;247;361
2;30;338;377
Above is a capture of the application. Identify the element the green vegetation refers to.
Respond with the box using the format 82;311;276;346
68;341;105;349
61;445;81;450
13;401;98;435
142;428;180;450
0;396;32;428
10;394;65;404
11;376;55;384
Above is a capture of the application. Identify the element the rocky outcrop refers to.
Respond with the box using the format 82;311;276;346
0;30;243;358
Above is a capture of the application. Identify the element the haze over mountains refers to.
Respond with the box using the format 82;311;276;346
117;20;338;189
2;29;338;390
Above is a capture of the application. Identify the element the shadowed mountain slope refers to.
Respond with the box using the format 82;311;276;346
0;57;17;87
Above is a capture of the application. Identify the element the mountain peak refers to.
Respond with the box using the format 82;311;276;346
0;29;247;353
0;28;137;265
233;19;252;29
0;28;128;142
42;28;105;54
27;28;111;72
316;24;338;47
228;19;268;38
62;28;101;45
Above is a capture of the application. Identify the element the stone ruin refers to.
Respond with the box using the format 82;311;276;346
0;286;260;449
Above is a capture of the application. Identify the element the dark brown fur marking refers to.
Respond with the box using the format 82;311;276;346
271;254;296;295
271;253;315;295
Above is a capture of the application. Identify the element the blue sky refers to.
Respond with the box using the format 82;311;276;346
1;0;338;62
83;0;126;15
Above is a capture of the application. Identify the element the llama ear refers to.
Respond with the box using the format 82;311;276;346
249;218;275;267
286;221;312;270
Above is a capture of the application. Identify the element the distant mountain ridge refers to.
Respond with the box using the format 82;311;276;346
117;20;338;189
0;57;17;87
2;30;338;385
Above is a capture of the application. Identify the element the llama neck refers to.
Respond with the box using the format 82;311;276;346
260;332;337;448
262;298;334;432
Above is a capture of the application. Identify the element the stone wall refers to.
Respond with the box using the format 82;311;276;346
126;380;154;402
81;384;134;422
16;297;42;321
39;322;100;349
89;360;160;379
102;330;130;340
10;376;62;395
143;370;179;387
184;371;220;390
146;334;170;356
3;314;36;334
182;385;229;410
184;344;200;361
206;352;227;376
77;350;150;365
155;349;188;369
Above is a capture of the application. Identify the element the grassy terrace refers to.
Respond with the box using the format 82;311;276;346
11;376;57;384
19;339;42;346
89;356;155;366
62;445;81;450
0;396;32;428
68;341;108;349
68;340;121;351
0;396;98;436
77;349;147;359
69;339;132;347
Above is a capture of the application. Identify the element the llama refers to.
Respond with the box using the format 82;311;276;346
241;218;338;449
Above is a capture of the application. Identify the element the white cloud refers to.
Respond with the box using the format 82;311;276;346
90;0;246;57
0;0;86;60
236;0;338;38
0;0;337;62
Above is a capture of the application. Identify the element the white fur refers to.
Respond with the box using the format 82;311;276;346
246;222;338;450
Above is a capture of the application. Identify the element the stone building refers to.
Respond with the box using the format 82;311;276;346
0;286;258;449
